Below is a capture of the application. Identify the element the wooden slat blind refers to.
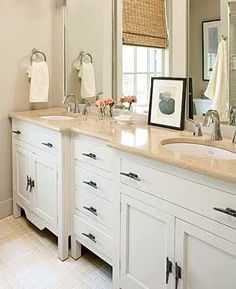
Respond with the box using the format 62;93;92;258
123;0;168;48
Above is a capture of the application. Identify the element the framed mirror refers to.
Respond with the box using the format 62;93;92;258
64;0;113;101
202;19;221;81
188;0;236;126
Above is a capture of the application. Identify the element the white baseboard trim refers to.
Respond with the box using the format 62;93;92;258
0;198;13;219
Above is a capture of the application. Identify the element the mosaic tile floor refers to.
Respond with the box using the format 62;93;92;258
0;215;112;289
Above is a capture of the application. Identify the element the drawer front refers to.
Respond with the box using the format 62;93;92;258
121;158;236;230
74;166;114;202
12;120;59;154
74;214;113;261
75;190;114;229
74;140;113;172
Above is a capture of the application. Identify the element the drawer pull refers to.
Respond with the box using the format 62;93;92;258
120;172;141;181
166;257;173;284
26;175;31;191
12;130;21;135
213;207;236;218
82;153;97;160
30;179;35;193
83;206;98;216
175;263;182;289
42;142;53;148
83;181;98;189
82;233;96;243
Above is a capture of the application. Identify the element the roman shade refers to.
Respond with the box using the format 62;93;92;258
123;0;168;48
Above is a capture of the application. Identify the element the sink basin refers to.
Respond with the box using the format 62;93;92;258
40;115;75;121
163;142;236;160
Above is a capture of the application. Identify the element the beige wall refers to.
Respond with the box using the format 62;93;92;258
189;0;220;98
0;0;63;218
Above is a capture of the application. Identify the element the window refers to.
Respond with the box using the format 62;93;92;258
122;45;166;107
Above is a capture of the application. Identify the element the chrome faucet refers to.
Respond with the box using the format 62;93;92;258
63;94;79;113
187;118;203;137
203;110;223;141
233;131;236;144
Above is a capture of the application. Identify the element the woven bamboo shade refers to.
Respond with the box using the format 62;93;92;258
123;0;168;48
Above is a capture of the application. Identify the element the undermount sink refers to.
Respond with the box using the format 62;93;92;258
40;115;75;121
163;142;236;160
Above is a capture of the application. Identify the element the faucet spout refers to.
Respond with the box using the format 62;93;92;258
203;110;223;141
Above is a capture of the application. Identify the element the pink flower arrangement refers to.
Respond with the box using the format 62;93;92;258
120;95;137;110
95;97;115;117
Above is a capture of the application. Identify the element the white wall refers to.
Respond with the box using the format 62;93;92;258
0;0;64;218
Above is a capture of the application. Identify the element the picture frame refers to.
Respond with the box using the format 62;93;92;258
202;19;221;81
148;77;187;130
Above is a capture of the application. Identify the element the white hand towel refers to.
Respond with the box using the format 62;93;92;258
78;62;96;98
205;39;229;117
27;61;49;103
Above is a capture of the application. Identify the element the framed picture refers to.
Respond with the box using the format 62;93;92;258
148;77;187;130
202;19;221;81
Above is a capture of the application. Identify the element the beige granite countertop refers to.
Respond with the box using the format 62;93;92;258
10;107;236;184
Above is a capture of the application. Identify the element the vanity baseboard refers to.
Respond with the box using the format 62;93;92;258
0;198;12;219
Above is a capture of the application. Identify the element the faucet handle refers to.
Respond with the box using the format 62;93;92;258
233;131;236;144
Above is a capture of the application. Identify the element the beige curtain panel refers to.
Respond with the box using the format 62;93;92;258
123;0;168;48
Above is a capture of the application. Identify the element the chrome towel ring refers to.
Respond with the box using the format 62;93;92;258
79;51;93;64
31;48;47;63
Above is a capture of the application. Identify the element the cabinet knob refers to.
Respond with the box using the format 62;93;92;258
82;153;97;160
42;142;53;148
120;172;141;181
82;233;96;243
12;130;21;135
83;206;98;216
83;181;98;189
213;207;236;218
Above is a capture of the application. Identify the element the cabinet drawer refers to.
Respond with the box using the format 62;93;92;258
121;158;236;230
74;215;113;261
75;190;114;229
74;166;114;202
12;120;59;154
74;140;113;172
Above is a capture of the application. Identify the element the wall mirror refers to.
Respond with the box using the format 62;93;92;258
64;0;113;101
189;0;236;126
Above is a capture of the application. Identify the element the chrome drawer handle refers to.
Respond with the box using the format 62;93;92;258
82;233;96;243
42;142;53;148
83;206;98;216
26;175;31;191
83;181;98;189
12;130;21;135
175;263;182;289
166;257;173;284
120;172;141;181
82;153;97;160
213;207;236;218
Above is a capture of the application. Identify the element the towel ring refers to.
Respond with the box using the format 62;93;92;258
31;48;47;63
79;51;93;64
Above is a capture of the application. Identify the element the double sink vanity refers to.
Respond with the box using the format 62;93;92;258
10;107;236;289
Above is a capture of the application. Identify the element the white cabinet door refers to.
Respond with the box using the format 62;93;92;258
175;219;236;289
32;154;58;228
15;146;32;208
120;195;175;289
